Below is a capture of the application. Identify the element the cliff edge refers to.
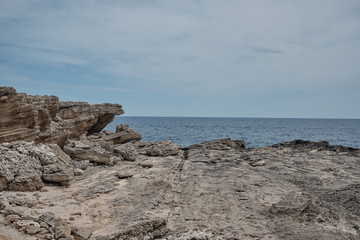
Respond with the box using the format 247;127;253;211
0;87;124;147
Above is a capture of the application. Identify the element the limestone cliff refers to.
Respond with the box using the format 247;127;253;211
0;87;124;147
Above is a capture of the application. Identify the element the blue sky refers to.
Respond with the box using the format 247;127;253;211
1;0;360;118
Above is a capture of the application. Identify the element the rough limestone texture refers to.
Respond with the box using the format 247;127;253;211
1;139;359;240
0;142;73;191
0;87;123;147
104;124;142;145
135;140;181;157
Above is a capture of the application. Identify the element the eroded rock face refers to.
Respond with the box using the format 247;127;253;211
0;87;124;147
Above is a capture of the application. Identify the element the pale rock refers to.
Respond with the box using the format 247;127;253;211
70;160;90;170
115;171;133;179
113;142;137;161
54;220;72;239
139;161;153;168
64;145;117;165
74;168;84;176
249;160;266;167
26;222;41;235
72;227;92;240
5;214;20;222
42;164;74;185
104;125;142;144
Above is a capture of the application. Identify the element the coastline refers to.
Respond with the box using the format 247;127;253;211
1;87;359;240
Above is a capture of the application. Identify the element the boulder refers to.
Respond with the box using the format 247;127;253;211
42;164;74;185
104;124;142;144
113;142;137;161
8;173;44;191
0;142;73;191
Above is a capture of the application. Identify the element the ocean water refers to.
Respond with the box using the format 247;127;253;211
106;117;360;149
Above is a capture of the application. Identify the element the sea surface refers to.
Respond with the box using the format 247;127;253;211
106;117;360;149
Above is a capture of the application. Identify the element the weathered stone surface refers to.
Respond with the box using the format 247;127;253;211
42;164;74;185
136;140;181;157
25;222;41;235
9;173;44;191
64;145;117;165
72;227;92;240
55;220;72;239
5;214;21;222
115;171;133;179
0;142;72;191
0;87;123;146
70;160;90;170
1;139;359;240
104;125;142;144
111;218;168;240
113;142;137;161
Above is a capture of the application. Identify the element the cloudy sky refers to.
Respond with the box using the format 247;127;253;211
1;0;359;118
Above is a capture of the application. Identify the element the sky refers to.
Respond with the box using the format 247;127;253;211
1;0;360;118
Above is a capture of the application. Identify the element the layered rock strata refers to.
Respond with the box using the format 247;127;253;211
0;87;124;147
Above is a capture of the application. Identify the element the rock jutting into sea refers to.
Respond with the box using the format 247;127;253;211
0;87;359;240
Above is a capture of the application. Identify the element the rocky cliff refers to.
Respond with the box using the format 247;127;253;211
0;87;359;240
0;87;124;147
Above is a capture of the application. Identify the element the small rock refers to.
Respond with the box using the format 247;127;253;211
55;220;72;239
103;130;113;135
72;227;92;240
139;161;153;168
71;212;82;216
33;192;41;198
115;171;133;179
70;160;90;170
5;214;20;222
250;160;266;167
74;168;84;176
26;222;41;235
113;142;137;161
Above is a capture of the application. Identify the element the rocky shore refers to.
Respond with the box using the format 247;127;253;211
0;87;359;240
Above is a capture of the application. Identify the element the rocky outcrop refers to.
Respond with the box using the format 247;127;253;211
0;87;123;147
1;87;360;240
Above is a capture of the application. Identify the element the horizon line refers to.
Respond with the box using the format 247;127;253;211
116;115;360;120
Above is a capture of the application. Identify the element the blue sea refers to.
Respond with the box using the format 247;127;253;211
106;117;360;149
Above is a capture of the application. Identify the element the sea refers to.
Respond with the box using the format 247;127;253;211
106;117;360;149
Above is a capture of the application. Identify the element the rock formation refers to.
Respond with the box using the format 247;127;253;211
0;87;359;240
0;87;124;147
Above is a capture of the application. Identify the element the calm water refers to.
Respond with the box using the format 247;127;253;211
106;117;360;148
